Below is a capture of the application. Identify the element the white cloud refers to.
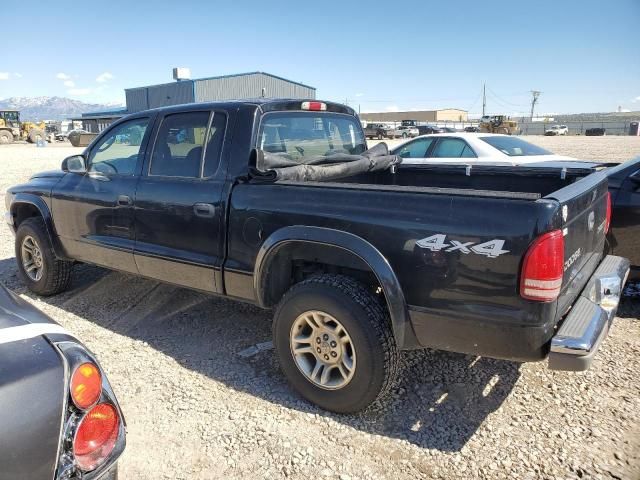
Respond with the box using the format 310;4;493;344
63;80;75;87
632;96;640;103
67;88;91;96
96;72;114;83
355;93;364;97
385;105;399;112
0;72;9;80
56;72;71;80
14;72;22;78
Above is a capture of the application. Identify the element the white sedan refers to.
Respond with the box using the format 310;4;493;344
390;133;575;165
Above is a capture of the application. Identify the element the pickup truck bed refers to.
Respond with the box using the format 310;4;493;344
6;99;630;413
228;159;614;362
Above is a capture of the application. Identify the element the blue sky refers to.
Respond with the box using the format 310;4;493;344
1;0;639;115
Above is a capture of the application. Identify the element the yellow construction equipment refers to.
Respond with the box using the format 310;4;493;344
479;115;518;135
0;110;47;144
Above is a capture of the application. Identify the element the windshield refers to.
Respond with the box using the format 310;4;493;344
1;111;19;123
258;112;366;159
480;136;552;156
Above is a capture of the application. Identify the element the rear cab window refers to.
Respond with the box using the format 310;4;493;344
149;111;227;178
258;112;366;161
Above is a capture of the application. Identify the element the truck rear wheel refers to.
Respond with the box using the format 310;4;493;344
0;130;13;144
15;217;72;296
273;274;399;413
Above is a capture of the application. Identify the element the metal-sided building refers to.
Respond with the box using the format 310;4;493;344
74;108;128;133
125;72;316;113
360;108;468;123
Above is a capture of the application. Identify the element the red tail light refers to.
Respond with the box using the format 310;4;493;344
605;192;612;234
520;230;564;302
74;403;119;471
301;101;326;111
70;363;102;410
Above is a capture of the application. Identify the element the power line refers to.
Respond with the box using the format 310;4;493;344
486;86;529;108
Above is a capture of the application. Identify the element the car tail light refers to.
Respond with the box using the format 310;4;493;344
70;362;102;410
520;230;564;302
605;192;612;234
301;101;326;111
73;403;119;471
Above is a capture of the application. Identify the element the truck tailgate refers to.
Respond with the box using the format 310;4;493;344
545;170;610;317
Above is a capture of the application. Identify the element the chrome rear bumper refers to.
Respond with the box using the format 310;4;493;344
549;255;630;371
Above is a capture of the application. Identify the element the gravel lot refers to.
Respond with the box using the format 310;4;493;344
0;139;639;480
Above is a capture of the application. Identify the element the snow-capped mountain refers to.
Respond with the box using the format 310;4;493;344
0;96;124;121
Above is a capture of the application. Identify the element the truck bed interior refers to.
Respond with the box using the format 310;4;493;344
327;163;597;199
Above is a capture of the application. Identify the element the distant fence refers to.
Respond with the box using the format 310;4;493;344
518;120;638;136
365;119;639;136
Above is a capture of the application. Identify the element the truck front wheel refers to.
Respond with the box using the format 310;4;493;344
0;130;13;144
15;217;73;296
273;274;399;413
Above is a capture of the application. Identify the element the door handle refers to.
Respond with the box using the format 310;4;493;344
117;195;132;206
193;203;216;218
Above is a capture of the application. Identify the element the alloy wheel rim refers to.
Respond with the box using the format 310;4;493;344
21;235;44;281
289;310;356;390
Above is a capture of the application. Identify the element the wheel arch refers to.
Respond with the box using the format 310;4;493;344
254;226;416;349
9;194;67;259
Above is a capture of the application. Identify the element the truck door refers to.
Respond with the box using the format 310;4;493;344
52;116;152;273
133;110;229;293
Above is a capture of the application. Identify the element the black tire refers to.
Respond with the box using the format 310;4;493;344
273;274;399;413
15;217;72;296
0;130;13;144
28;129;45;143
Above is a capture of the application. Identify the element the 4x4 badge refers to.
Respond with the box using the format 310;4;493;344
416;234;509;258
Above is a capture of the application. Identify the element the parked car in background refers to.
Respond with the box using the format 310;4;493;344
391;133;576;165
0;283;125;479
363;122;388;139
416;125;444;135
395;125;419;138
586;128;606;136
464;126;479;132
441;127;458;133
56;128;88;142
5;99;630;414
545;125;569;136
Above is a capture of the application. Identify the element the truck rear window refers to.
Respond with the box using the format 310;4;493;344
480;136;552;156
258;112;366;159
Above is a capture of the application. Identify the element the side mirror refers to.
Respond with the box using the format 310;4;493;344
62;155;86;173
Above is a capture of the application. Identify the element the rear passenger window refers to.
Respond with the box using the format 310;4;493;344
431;138;477;158
202;112;227;177
150;112;210;178
397;137;434;158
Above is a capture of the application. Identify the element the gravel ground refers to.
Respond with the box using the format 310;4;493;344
0;140;639;480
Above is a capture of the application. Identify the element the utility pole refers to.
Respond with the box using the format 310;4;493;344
530;90;541;119
482;83;486;117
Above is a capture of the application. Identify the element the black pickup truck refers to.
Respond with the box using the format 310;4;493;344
5;99;630;413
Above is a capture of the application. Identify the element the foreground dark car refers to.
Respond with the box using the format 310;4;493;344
605;157;640;277
523;157;640;276
0;284;125;480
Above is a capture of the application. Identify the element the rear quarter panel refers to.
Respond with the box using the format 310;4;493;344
226;182;561;355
